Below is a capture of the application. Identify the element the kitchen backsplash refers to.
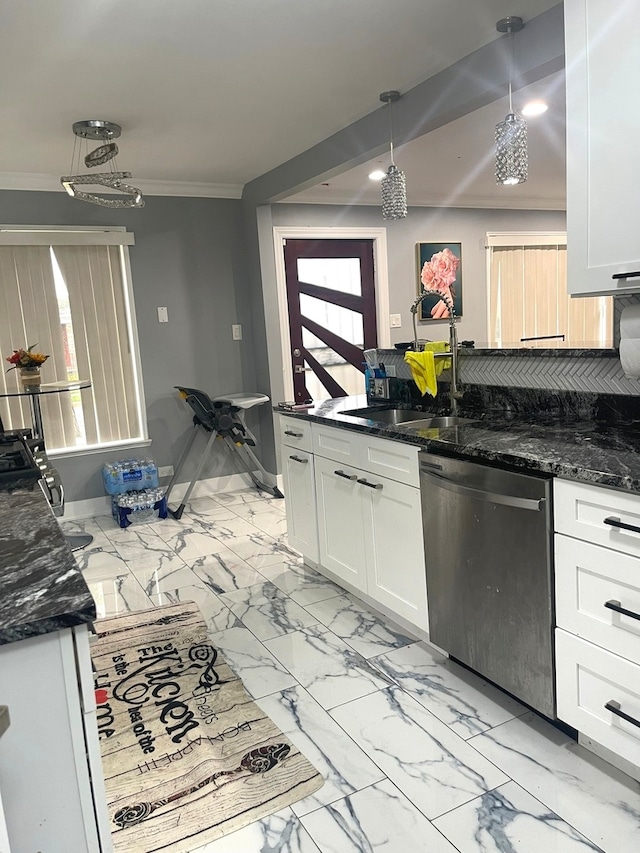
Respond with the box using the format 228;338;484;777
369;294;640;398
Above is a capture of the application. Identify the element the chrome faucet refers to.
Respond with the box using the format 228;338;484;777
409;288;463;415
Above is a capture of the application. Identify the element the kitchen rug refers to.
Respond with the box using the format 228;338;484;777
90;601;323;853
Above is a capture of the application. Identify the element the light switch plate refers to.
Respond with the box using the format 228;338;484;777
390;313;402;328
157;306;169;323
232;324;243;340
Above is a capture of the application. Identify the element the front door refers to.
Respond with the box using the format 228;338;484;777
283;238;377;402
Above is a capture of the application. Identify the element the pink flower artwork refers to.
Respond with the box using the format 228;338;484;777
420;247;461;319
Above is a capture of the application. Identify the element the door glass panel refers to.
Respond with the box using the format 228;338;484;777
304;360;365;400
297;258;362;295
300;294;364;347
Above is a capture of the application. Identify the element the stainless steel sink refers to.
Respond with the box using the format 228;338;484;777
339;408;478;429
405;416;477;429
339;407;431;425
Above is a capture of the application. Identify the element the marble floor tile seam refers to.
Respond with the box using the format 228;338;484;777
428;779;603;853
461;721;631;853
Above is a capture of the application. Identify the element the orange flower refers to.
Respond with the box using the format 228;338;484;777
5;343;49;372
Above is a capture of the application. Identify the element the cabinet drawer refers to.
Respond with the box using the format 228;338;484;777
359;434;419;487
555;534;640;664
556;629;640;769
312;423;360;465
554;479;640;558
279;415;312;452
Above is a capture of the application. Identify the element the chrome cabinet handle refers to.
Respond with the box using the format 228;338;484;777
357;478;383;490
334;470;357;481
604;516;640;535
289;455;308;464
605;700;640;730
284;430;303;438
604;600;640;623
612;271;640;280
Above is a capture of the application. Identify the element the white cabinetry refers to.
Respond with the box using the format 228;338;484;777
0;624;112;852
313;425;428;632
555;479;640;779
565;0;640;295
279;416;319;565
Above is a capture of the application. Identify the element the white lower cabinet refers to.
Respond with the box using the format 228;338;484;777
281;446;319;565
279;415;319;566
315;456;369;590
556;629;640;770
0;624;112;852
364;472;428;630
554;478;640;779
314;447;428;632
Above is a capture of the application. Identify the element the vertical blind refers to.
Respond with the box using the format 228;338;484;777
487;237;612;348
0;242;141;450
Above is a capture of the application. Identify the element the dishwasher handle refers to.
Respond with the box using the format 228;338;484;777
421;468;546;511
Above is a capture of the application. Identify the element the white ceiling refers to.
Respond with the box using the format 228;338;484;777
0;0;562;203
285;72;566;210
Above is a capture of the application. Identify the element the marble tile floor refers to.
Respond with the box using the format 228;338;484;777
63;488;640;853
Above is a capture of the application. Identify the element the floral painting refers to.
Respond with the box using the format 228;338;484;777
416;242;463;321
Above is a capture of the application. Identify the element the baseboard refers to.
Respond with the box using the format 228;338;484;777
64;473;268;520
578;733;640;783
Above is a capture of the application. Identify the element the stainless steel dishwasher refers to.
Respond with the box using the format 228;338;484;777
420;451;555;719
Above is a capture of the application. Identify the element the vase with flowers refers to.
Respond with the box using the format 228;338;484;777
5;343;49;391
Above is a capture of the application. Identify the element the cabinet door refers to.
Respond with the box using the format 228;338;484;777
281;447;319;564
315;455;367;591
362;474;428;631
565;0;640;295
556;628;640;770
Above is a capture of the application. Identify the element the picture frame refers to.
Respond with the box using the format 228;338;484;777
416;242;463;321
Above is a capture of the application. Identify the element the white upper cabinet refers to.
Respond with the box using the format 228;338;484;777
565;0;640;296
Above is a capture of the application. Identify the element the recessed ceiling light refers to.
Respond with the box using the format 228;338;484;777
369;170;386;181
521;100;548;117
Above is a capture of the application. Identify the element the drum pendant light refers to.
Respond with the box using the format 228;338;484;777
495;17;528;186
379;91;407;219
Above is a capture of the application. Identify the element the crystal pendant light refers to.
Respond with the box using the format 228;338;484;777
379;91;407;219
61;120;145;208
495;17;528;186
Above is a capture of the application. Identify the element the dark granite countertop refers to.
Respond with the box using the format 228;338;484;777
0;486;96;646
277;395;640;494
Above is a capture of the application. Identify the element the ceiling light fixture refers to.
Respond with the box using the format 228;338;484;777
521;99;548;117
60;120;145;208
379;91;407;219
495;16;527;186
369;170;386;181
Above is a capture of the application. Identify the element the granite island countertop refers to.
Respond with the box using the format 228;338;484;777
0;485;96;646
277;395;640;494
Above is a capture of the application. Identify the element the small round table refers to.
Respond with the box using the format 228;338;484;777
0;379;92;441
0;380;93;551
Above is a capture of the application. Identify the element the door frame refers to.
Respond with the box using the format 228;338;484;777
273;226;390;400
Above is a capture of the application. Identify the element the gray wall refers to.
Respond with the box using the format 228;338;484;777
269;202;567;370
0;190;256;501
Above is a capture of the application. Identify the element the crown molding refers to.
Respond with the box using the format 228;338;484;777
0;172;243;199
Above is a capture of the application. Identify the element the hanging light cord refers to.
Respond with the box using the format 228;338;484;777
507;23;514;114
387;100;395;166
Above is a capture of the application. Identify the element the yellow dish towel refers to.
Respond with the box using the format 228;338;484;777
404;342;451;397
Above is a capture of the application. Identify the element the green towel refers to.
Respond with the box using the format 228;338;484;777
404;343;450;397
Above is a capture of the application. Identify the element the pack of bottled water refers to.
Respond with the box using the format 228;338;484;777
102;458;159;495
111;487;168;528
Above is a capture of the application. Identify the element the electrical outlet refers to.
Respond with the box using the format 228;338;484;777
390;313;402;328
232;324;243;340
158;465;174;478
